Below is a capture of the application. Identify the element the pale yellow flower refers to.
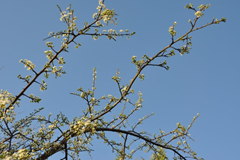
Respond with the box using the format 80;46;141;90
195;11;203;17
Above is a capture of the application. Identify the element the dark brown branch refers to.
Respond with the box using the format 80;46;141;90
37;127;186;160
121;134;128;160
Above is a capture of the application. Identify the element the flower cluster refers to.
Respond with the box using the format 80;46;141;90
59;5;78;32
185;3;193;9
44;50;54;60
61;42;69;49
0;90;16;124
19;59;36;71
215;17;227;24
29;94;41;103
112;71;121;83
195;11;203;18
40;79;47;91
121;85;128;94
58;57;65;65
46;41;54;48
101;9;116;24
93;0;117;25
169;21;177;36
135;91;143;108
0;90;11;109
198;4;211;11
131;55;148;69
70;118;97;135
138;74;145;81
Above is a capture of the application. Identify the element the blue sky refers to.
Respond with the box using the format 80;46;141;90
0;0;239;159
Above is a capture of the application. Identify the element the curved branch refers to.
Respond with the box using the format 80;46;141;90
97;127;186;160
37;127;186;160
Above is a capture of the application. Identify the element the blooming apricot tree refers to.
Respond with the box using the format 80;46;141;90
0;1;226;160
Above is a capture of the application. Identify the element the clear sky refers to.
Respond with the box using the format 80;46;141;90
0;0;239;160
